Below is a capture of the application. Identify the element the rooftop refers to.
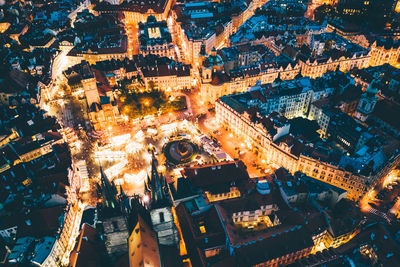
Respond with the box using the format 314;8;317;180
183;160;250;195
139;16;172;49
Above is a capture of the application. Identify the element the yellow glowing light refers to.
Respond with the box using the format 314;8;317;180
157;165;166;173
126;142;144;154
114;178;124;185
111;134;131;146
142;194;150;203
94;150;126;159
102;159;129;179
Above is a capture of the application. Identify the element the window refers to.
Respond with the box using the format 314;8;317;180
159;212;165;223
112;221;119;231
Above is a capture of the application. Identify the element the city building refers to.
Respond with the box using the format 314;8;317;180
305;0;338;19
96;166;130;262
199;55;301;103
65;11;128;65
138;16;176;59
174;158;367;266
298;33;370;79
172;1;235;65
295;222;400;266
95;0;174;25
183;160;249;202
80;66;121;130
369;38;400;67
275;169;348;206
215;72;400;200
141;63;192;91
175;204;227;266
230;2;324;47
354;83;379;122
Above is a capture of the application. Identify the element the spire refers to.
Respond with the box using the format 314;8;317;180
118;184;130;214
144;176;150;194
160;172;167;189
151;152;159;182
119;185;126;199
99;164;118;209
146;153;170;208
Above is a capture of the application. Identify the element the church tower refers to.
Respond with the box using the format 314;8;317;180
198;42;207;67
81;62;100;107
354;83;378;122
96;165;130;262
144;154;179;246
97;165;119;209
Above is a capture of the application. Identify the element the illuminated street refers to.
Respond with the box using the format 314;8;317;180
2;0;400;266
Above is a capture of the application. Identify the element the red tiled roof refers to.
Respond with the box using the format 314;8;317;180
69;224;102;267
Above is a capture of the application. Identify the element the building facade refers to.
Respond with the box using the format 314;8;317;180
369;40;400;67
215;99;369;201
